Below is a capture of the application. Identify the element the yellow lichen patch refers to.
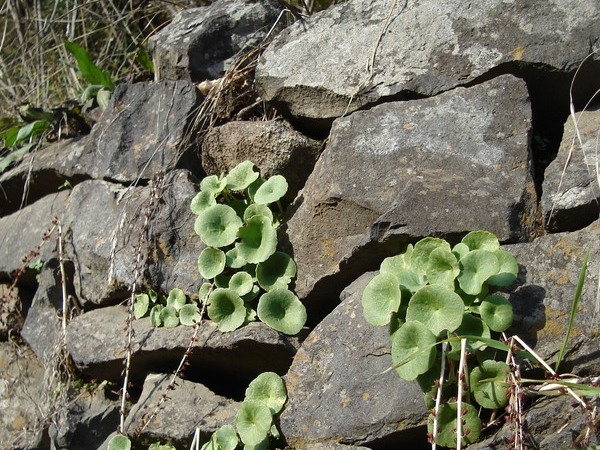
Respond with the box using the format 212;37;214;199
547;269;571;285
11;415;26;430
510;46;526;60
361;392;370;401
540;308;580;341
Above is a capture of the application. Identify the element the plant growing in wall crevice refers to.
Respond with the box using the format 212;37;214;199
191;160;306;335
361;231;518;448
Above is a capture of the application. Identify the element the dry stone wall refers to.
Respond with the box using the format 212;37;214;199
0;0;599;449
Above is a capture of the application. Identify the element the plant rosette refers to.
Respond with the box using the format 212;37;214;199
133;288;201;328
191;161;306;335
361;231;518;446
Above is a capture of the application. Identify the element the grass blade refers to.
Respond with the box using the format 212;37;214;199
554;248;589;372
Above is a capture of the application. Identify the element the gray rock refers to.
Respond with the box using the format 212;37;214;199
201;120;323;202
82;81;202;183
256;0;600;121
21;262;74;363
0;342;48;449
66;304;301;388
467;394;599;449
0;191;70;289
286;75;536;314
279;272;428;449
0;138;89;217
124;373;239;448
542;107;600;232
63;170;203;306
48;384;119;450
149;0;281;82
505;219;600;375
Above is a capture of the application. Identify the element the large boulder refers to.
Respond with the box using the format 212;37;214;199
149;0;281;82
285;75;536;316
541;107;600;232
81;81;202;183
279;272;428;449
62;170;202;306
257;0;600;122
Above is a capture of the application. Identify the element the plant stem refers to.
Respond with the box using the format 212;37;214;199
432;342;448;450
456;338;467;450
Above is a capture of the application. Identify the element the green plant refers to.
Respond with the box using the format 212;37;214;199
191;161;306;335
65;41;115;110
361;231;519;448
108;372;287;450
133;288;201;328
0;115;52;172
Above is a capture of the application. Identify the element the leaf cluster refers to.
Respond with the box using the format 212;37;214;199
361;231;518;447
191;161;306;335
203;372;287;450
133;288;201;328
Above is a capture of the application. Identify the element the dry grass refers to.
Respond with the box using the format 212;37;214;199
0;0;199;118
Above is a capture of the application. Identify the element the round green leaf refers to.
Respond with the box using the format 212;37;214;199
179;303;201;326
410;237;452;275
190;190;217;215
150;304;163;327
361;272;402;326
457;249;499;295
461;230;500;252
160;305;179;328
479;294;513;332
256;251;297;291
487;249;518;287
236;400;273;446
245;372;287;414
242;284;260;303
207;288;246;332
426;247;459;288
244;436;269;450
247;177;265;202
166;288;187;311
396;269;426;293
133;293;149;319
235;215;277;264
380;253;409;274
406;285;465;335
195;204;243;248
225;247;247;269
253;175;288;205
227;161;259;191
199;282;212;301
391;320;437;380
244;204;273;223
427;402;481;447
200;175;227;195
198;247;226;279
452;242;470;260
214;424;239;450
107;434;131;450
229;271;254;296
470;360;510;409
257;288;306;335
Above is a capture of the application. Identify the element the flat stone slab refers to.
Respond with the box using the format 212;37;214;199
285;75;536;312
257;0;600;121
67;305;302;388
542;107;600;232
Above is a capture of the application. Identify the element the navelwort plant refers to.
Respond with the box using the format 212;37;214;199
107;372;287;450
191;161;306;335
133;288;201;328
362;231;518;448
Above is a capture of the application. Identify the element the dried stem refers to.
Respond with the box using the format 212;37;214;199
456;338;467;450
431;341;448;450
